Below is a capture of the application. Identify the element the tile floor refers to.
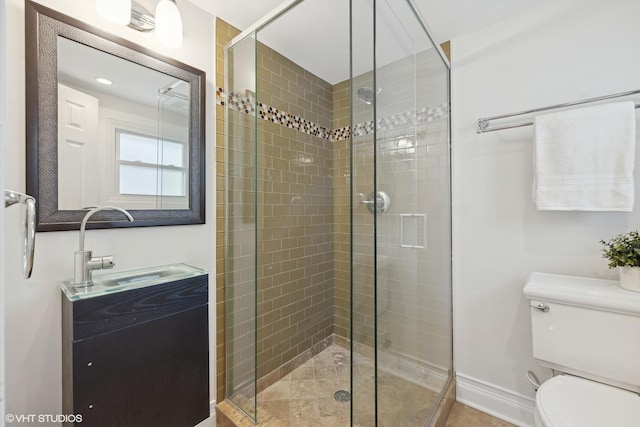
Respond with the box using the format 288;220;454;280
229;344;452;426
444;403;517;427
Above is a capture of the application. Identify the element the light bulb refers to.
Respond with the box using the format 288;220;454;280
155;0;183;48
95;77;113;85
96;0;131;25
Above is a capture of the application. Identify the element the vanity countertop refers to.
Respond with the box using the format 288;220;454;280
60;263;207;301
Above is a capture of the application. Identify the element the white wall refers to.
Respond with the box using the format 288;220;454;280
2;1;216;425
0;0;6;422
451;0;640;425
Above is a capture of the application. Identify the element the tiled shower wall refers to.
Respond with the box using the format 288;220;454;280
331;80;351;341
254;41;335;378
332;50;451;367
333;75;381;349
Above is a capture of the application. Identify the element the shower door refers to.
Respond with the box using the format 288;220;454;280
225;30;258;419
350;0;452;425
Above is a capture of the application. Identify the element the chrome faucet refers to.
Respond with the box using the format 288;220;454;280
73;206;134;288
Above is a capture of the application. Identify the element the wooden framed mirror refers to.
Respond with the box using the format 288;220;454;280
26;1;205;231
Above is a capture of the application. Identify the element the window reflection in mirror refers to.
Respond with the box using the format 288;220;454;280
56;36;190;210
117;130;187;200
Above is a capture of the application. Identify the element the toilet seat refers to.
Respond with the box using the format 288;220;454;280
535;375;640;427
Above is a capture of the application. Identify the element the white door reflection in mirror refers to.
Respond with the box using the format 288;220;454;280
57;84;100;210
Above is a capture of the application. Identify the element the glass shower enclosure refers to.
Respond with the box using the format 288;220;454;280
225;0;451;424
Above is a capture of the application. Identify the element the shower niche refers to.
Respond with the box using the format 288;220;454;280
221;0;452;425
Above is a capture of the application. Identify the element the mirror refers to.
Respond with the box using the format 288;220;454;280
26;1;205;231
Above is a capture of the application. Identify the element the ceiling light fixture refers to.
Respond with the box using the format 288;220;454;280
95;0;131;26
96;0;183;49
155;0;183;48
95;77;113;85
129;2;156;32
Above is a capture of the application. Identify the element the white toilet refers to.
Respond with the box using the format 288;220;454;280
524;272;640;427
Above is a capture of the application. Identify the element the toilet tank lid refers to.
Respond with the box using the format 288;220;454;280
524;272;640;315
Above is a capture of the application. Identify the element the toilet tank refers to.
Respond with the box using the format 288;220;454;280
524;272;640;393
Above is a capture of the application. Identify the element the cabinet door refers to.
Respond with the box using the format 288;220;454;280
72;306;209;427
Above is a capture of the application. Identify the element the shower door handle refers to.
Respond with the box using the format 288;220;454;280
5;190;36;279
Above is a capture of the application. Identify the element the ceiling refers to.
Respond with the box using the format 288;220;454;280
58;37;189;111
188;0;550;83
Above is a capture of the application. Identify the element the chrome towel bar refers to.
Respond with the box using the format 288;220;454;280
4;190;36;279
477;88;640;133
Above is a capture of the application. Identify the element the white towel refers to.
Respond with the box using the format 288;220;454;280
533;101;636;211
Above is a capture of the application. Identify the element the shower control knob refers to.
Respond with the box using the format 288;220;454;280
363;191;391;215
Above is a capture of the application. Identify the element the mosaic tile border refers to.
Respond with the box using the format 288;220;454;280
216;87;447;142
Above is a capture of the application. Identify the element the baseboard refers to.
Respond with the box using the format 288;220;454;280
456;373;535;427
210;399;216;416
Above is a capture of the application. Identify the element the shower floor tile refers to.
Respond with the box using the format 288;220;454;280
246;343;443;427
255;344;350;427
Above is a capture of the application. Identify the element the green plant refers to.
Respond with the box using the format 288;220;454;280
600;230;640;269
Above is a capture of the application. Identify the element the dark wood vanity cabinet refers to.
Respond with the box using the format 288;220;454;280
62;274;209;427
